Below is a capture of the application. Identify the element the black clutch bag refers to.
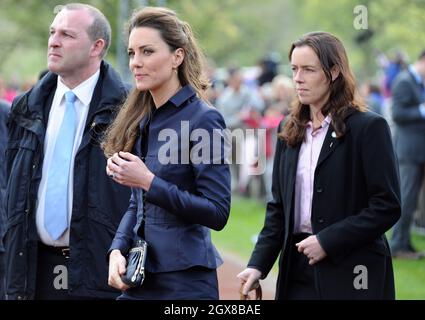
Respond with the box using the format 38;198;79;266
121;239;148;288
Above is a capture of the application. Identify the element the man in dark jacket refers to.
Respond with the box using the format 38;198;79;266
390;50;425;259
0;99;10;299
238;32;400;300
3;3;130;300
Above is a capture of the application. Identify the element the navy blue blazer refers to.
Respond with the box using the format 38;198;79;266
392;68;425;162
110;85;231;273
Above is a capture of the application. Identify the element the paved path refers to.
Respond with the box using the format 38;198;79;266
217;250;276;300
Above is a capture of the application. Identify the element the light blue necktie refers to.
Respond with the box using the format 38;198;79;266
44;91;77;240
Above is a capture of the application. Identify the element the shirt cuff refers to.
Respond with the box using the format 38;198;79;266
107;241;130;262
419;103;425;118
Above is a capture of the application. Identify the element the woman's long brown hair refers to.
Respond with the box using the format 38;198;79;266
281;32;366;147
101;7;209;158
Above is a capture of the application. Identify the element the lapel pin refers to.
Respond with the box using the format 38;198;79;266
330;142;333;148
331;131;337;138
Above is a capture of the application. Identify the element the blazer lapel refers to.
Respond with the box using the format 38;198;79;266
407;70;425;102
316;125;342;169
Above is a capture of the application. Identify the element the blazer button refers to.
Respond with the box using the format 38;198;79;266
317;217;325;224
316;186;323;193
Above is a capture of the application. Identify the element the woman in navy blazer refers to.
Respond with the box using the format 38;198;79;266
102;7;230;299
238;32;401;299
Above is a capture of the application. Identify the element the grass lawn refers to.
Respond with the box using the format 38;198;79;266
393;232;425;299
212;196;425;300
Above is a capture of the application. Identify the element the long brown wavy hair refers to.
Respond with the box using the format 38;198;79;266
280;32;366;147
102;7;209;157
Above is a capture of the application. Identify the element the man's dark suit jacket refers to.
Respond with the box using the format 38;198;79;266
0;100;10;254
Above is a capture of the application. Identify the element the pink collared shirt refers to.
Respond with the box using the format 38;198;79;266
293;115;331;234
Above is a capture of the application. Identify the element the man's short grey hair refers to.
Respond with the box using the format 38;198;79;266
60;3;112;59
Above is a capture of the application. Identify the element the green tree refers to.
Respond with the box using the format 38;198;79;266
295;0;425;79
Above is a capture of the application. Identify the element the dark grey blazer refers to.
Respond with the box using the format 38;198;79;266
110;86;231;278
392;69;425;162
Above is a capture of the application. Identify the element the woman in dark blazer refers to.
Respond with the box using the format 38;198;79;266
0;99;10;299
102;7;230;299
238;32;401;300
